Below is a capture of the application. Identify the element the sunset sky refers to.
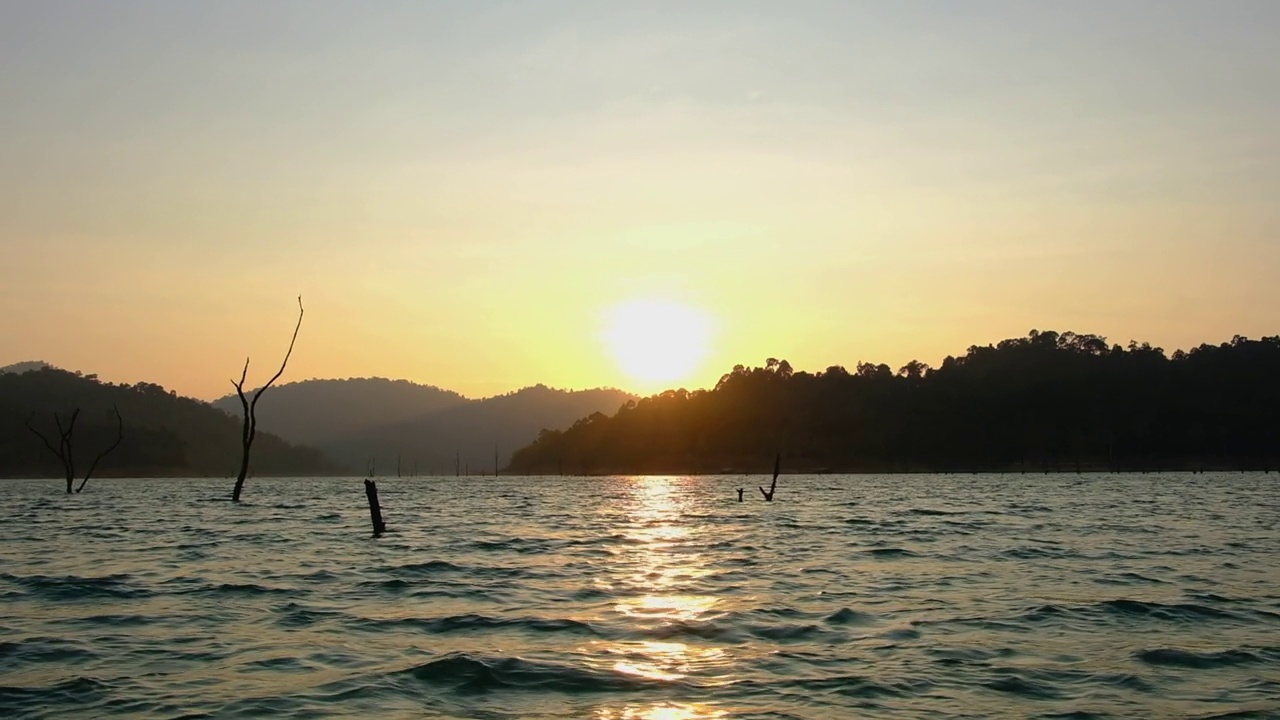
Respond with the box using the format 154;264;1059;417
2;1;1277;400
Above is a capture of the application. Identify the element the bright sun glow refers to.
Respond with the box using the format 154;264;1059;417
602;299;712;388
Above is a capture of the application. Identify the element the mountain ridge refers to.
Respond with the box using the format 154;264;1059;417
0;361;53;375
210;377;636;474
1;367;342;478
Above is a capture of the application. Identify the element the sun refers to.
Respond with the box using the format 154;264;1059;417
602;299;713;389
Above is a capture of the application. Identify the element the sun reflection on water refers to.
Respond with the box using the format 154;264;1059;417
594;701;730;719
581;476;735;710
616;593;719;621
613;476;720;623
609;640;730;682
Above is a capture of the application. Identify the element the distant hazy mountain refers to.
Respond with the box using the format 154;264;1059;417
1;367;342;478
212;377;467;447
212;378;634;475
0;360;52;375
320;384;636;475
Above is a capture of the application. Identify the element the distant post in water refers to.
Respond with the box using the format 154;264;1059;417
364;479;387;536
759;452;780;501
736;487;744;502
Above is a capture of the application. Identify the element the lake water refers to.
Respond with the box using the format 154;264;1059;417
1;474;1277;719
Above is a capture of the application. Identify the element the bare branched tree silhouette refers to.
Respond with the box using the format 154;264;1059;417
230;296;304;502
25;406;124;494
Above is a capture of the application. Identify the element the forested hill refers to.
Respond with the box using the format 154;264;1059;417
1;367;342;478
506;331;1280;475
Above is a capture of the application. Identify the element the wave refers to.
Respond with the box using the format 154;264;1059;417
635;619;735;641
0;573;149;600
984;674;1062;699
1002;545;1081;560
0;638;97;669
1005;503;1054;513
748;606;805;619
1094;571;1167;585
825;607;877;625
468;537;558;554
1102;599;1244;622
394;652;677;694
274;602;345;628
357;613;600;638
782;673;918;698
861;547;919;558
0;676;111;707
1015;599;1268;628
926;645;1012;665
383;560;464;576
1136;648;1268;669
184;582;296;597
1186;710;1279;719
55;613;157;628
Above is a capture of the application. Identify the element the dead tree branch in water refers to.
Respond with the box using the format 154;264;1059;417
25;409;78;493
77;406;123;493
759;452;780;501
230;296;304;502
26;406;123;493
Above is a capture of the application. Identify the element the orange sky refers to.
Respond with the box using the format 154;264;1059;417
2;3;1277;400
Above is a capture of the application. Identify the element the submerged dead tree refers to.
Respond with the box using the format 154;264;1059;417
25;405;124;494
230;296;304;502
759;452;781;501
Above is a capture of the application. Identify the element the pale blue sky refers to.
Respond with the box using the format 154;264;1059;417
2;1;1277;398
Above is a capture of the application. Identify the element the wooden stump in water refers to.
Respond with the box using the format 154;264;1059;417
364;479;387;536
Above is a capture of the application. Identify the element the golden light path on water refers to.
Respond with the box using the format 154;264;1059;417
593;703;730;720
584;476;732;720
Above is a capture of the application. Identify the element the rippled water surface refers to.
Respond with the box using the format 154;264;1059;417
2;474;1278;719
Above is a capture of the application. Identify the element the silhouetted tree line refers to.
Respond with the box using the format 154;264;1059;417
1;368;342;478
506;331;1280;474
